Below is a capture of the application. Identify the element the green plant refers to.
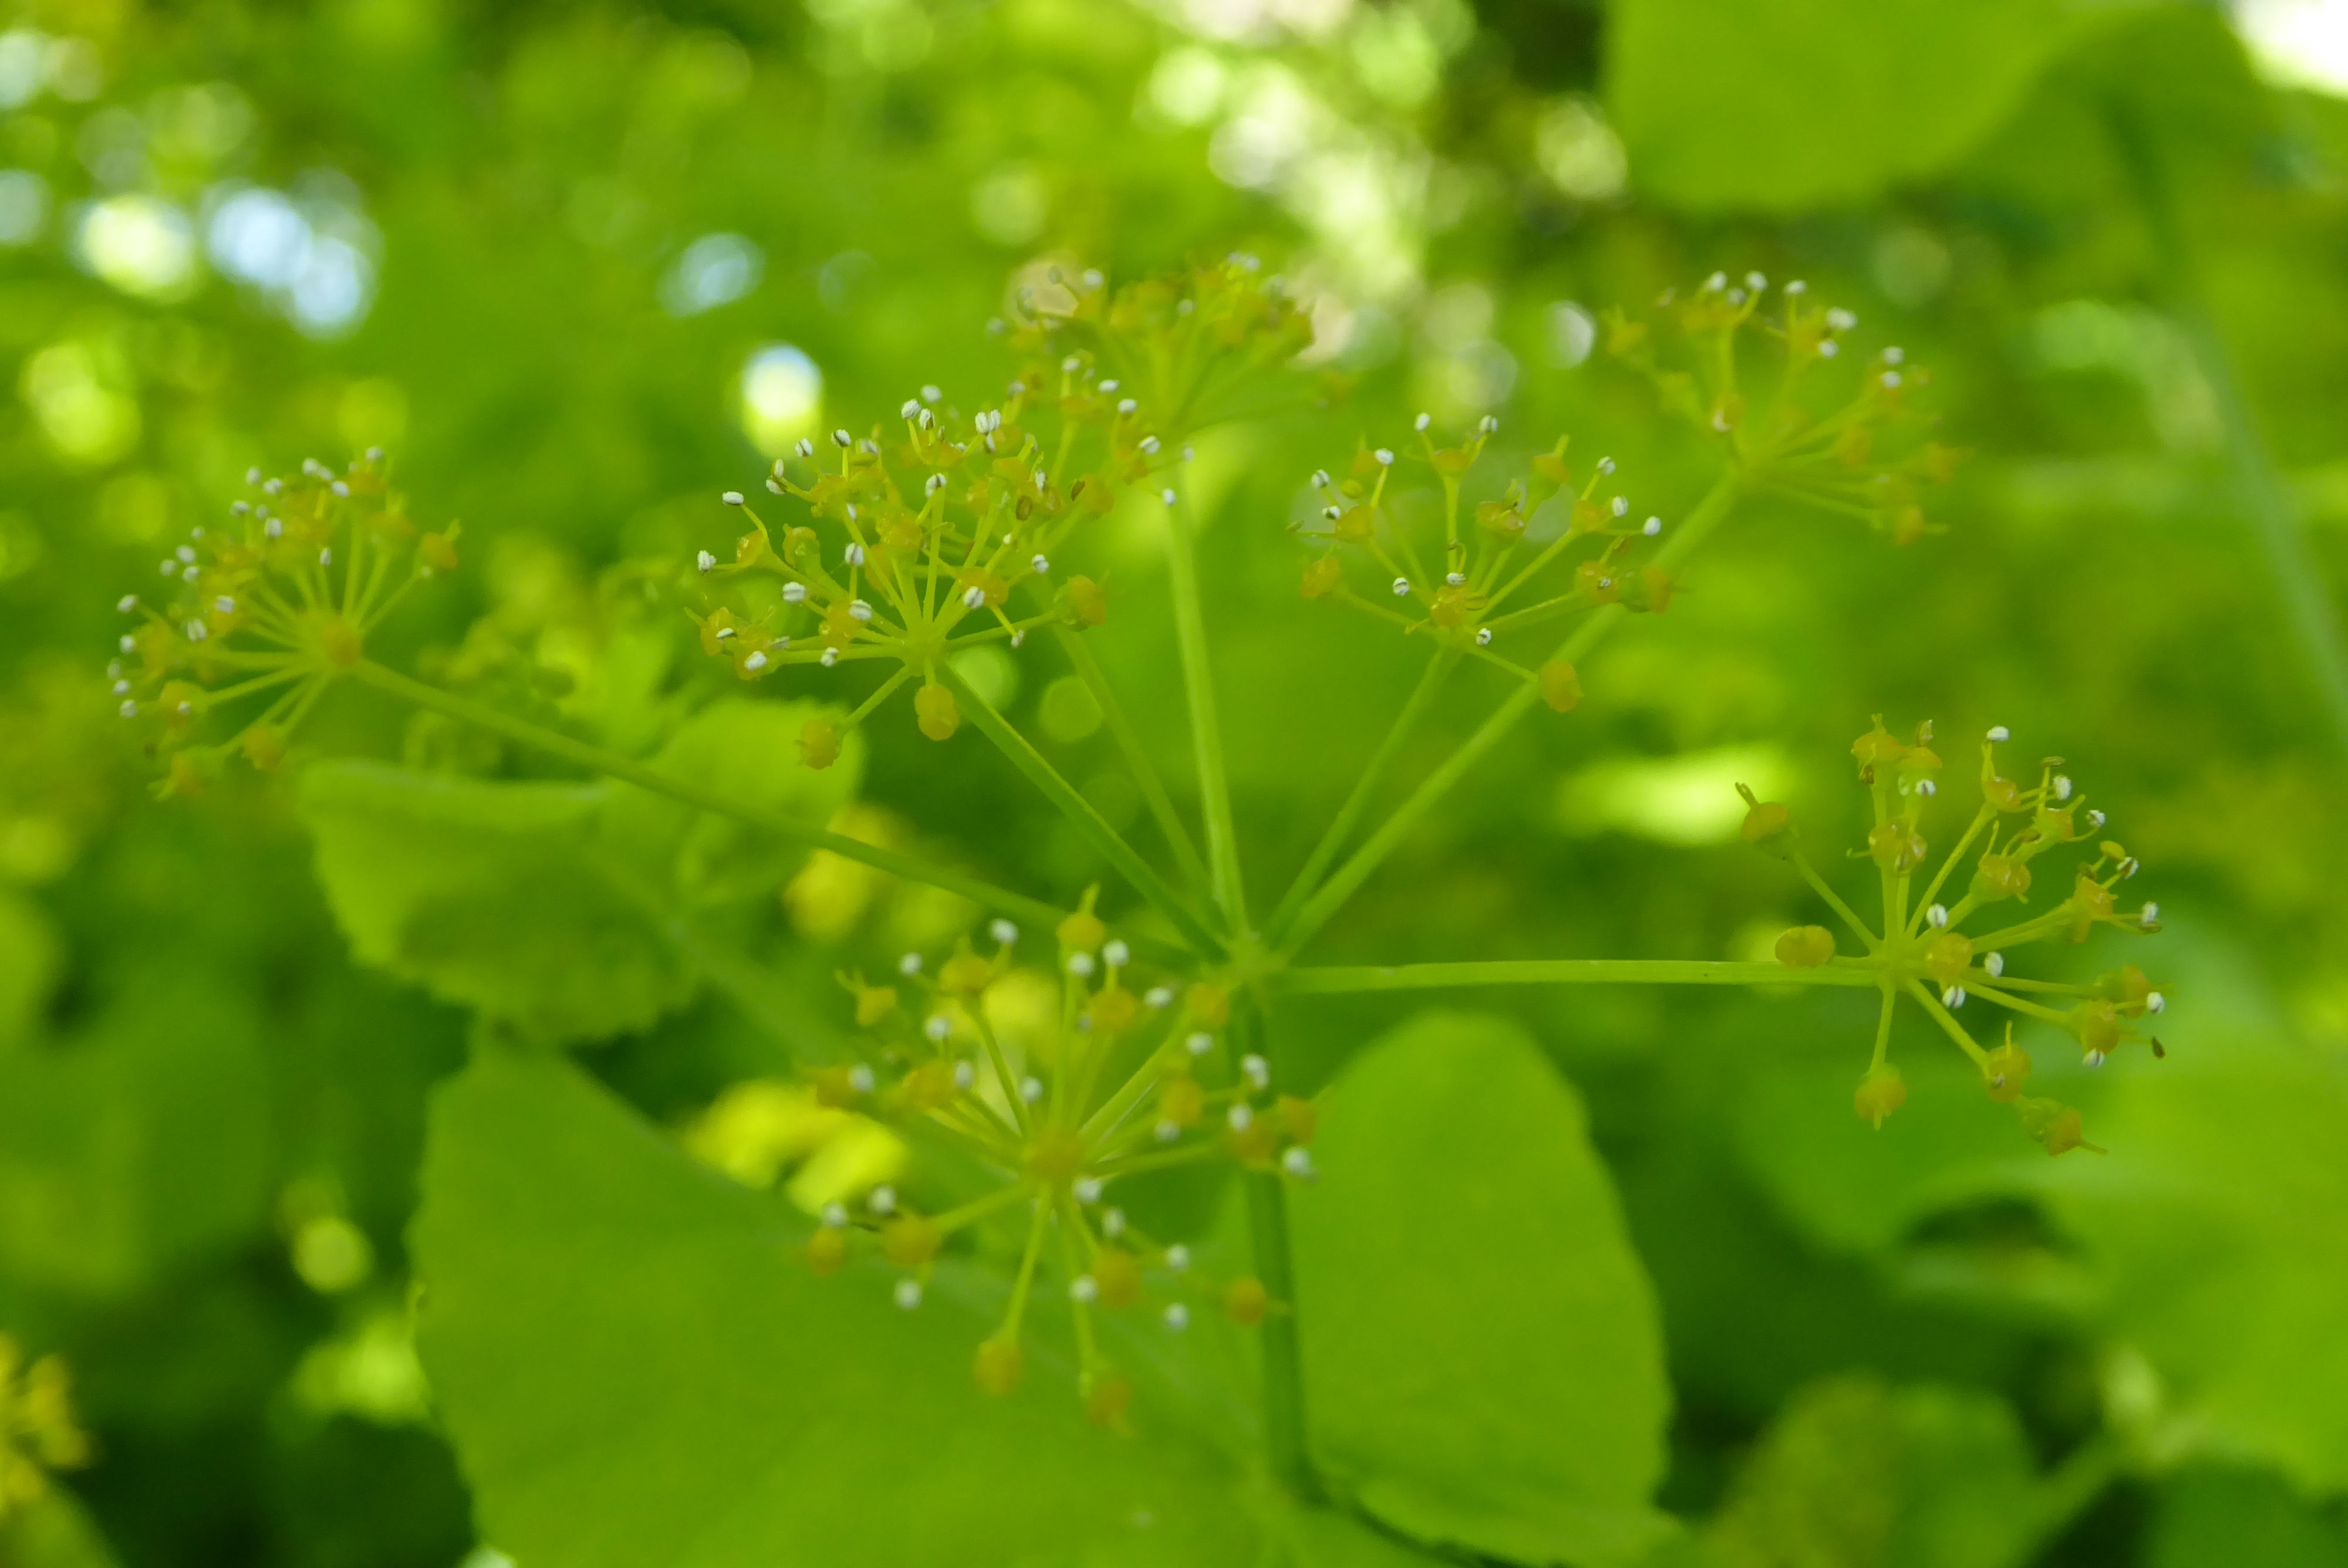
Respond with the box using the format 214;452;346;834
105;259;2168;1555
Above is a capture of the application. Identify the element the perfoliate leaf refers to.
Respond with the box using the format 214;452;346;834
1290;1012;1675;1566
599;697;862;907
413;1047;1261;1568
298;761;696;1044
1605;0;2135;211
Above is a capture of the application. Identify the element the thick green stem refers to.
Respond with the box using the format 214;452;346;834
1239;1006;1318;1499
1280;958;1880;995
1051;625;1212;893
350;660;1067;931
1266;650;1456;945
1278;474;1742;957
1163;493;1249;931
943;665;1225;956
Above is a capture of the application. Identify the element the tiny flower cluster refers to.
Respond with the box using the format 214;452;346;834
795;894;1315;1417
0;1335;90;1524
1293;417;1675;712
1746;718;2166;1154
1605;272;1955;542
109;452;457;795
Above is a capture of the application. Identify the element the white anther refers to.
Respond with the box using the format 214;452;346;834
1702;271;1727;292
1102;1207;1125;1237
262;478;282;495
1310;469;1330;488
1067;951;1097;977
1413;413;1431;432
1596;457;1616;475
953;1060;976;1089
2123;859;2140;878
1986;725;2010;743
1927;903;1949;928
1240;1055;1270;1090
245;466;262;485
962;586;986;609
1786;279;1807;296
1155;1119;1180;1143
899;952;924;976
894;1279;923;1309
1917;779;1937;796
1445;571;1466;587
1145;985;1174;1009
1324;505;1343;521
1163;1244;1192;1272
177;545;197;563
2087;809;2107;830
1942;985;1967;1008
119;634;137;653
778;580;809;606
1103;940;1130;967
1185;1031;1213;1056
119;699;137;718
922;384;941;403
1281;1147;1316;1180
721;491;744;506
2053;775;2073;801
1073;1176;1103;1204
1018;1074;1044;1104
1391;577;1411;596
2084;1050;2107;1069
1227;1104;1253;1131
112;680;129;694
1745;271;1767;290
160;559;178;576
821;648;838;667
230;501;249;516
117;594;138;613
990;918;1019;945
1479;415;1499;434
742;651;768;672
1826;307;1857;330
843;542;866;567
1116;398;1136;415
1985;952;2005;978
2147;991;2165;1013
185;621;208;643
1030;553;1050;575
319;548;332;566
1726;288;1746;306
832;428;853;447
696;550;717;573
974;410;1000;434
849;599;873;621
822;1202;849;1228
2141;903;2159;924
869;1184;898;1214
1610;496;1629;517
900;399;921;419
1160;488;1178;506
263;519;281;538
1162;1304;1190;1331
1374;448;1394;466
1069;1275;1098;1303
795;438;815;458
183;565;200;581
1476;628;1492;646
1062;354;1084;373
924;1015;952;1042
1138;435;1160;455
848;1065;876;1094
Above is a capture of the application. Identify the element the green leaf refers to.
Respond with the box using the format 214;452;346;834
1708;1375;2040;1568
299;761;696;1044
413;1046;1262;1568
599;697;862;906
1290;1011;1674;1566
1604;0;2132;211
0;962;271;1297
0;1488;123;1568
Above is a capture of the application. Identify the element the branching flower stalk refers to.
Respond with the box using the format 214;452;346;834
113;262;2155;1512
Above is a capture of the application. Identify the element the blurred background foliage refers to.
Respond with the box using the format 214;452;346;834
4;0;2348;1563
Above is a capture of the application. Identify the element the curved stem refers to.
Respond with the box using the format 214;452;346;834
1278;473;1743;957
349;659;1067;931
943;665;1225;956
1278;958;1880;995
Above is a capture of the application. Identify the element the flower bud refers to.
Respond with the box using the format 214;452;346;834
807;1226;848;1276
1853;1066;1907;1128
1775;925;1835;968
1300;556;1342;599
1093;1247;1142;1308
973;1338;1024;1396
880;1215;941;1268
915;682;960;741
799;719;841;771
1224;1278;1270;1326
1061;575;1108;627
1969;853;2030;902
1540;661;1582;713
1922;931;1972;985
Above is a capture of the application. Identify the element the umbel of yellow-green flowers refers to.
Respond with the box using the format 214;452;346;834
687;256;1310;764
1;1335;90;1523
795;894;1310;1418
108;451;458;796
1606;270;1958;541
1746;718;2168;1154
